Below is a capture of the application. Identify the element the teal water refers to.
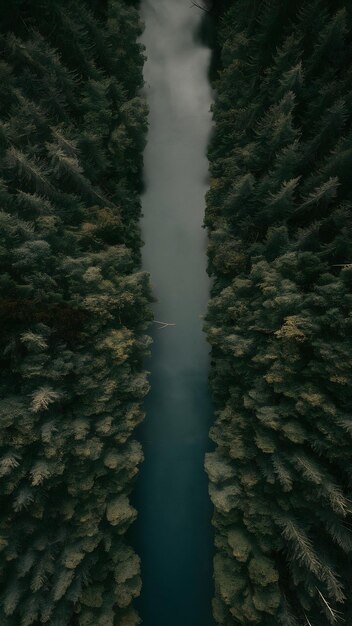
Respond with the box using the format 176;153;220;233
132;1;215;625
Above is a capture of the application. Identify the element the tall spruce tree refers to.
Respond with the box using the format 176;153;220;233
0;2;152;625
205;1;352;625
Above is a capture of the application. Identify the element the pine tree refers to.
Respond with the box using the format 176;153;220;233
0;1;151;624
206;1;352;624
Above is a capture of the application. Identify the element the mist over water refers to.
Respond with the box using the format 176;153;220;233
132;1;215;625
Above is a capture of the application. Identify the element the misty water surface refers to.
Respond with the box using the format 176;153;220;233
132;1;216;625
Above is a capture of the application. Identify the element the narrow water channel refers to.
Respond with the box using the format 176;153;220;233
132;1;215;625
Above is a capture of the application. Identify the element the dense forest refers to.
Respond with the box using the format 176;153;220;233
2;0;352;625
0;1;152;624
205;1;352;625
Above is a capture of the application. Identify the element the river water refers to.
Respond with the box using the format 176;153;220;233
132;1;215;625
134;0;213;626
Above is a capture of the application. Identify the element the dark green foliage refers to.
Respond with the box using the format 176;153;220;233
0;1;151;624
205;1;352;624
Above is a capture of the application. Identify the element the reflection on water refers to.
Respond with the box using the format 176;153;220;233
132;1;215;624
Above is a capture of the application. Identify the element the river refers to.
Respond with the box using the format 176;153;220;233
132;1;215;625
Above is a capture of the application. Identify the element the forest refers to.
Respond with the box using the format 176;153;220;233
1;0;352;625
0;1;151;624
205;1;352;625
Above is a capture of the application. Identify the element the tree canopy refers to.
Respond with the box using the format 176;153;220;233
205;1;352;625
0;1;151;624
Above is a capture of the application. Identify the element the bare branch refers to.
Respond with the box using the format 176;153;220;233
153;320;176;330
304;613;313;626
190;1;210;13
315;588;340;623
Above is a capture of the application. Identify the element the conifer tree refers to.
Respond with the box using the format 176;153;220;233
0;2;151;624
205;1;352;624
